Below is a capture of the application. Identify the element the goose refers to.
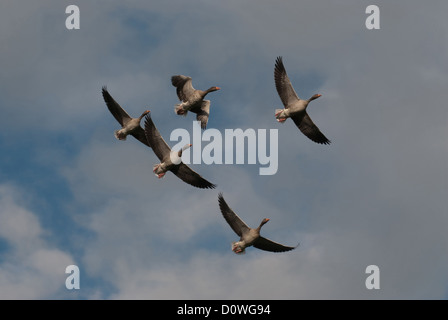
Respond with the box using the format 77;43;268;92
218;193;297;254
102;86;151;147
171;75;220;129
274;57;331;145
144;112;216;189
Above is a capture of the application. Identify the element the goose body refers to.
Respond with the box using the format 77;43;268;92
152;143;191;178
102;86;151;147
274;57;331;145
171;75;220;129
144;113;216;189
218;193;297;254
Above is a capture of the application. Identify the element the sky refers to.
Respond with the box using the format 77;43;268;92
0;0;447;299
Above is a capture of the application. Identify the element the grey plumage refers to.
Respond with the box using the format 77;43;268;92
144;113;216;189
171;75;219;129
102;86;151;147
218;193;297;254
274;57;331;145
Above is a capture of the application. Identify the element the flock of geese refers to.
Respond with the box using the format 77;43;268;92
102;56;331;254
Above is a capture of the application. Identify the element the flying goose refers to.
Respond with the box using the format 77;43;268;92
144;113;216;189
274;57;331;145
102;86;151;147
218;193;297;254
171;75;220;129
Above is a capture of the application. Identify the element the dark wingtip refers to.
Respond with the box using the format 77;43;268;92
171;75;185;87
170;75;178;85
101;86;111;102
285;242;300;252
202;182;217;190
275;56;284;68
144;112;152;131
217;192;228;213
186;181;216;190
274;56;287;78
208;181;217;189
218;192;227;206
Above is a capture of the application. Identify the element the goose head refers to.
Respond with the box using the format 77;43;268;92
256;218;270;231
170;144;192;165
308;94;321;102
206;86;220;93
139;110;150;119
178;143;192;157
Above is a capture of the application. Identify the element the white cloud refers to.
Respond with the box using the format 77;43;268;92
0;184;75;299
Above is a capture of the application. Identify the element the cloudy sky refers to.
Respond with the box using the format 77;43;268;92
0;0;447;299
